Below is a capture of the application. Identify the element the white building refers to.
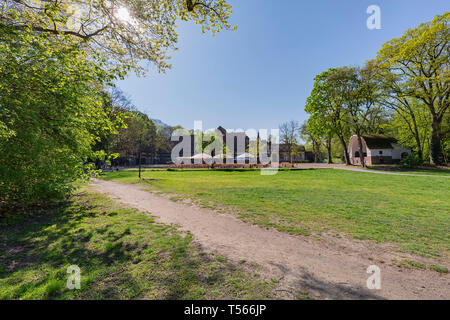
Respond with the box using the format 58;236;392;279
348;134;411;165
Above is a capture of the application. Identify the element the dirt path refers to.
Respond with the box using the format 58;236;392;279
293;163;450;178
335;167;450;178
91;179;449;300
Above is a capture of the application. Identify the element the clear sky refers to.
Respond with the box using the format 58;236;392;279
116;0;449;131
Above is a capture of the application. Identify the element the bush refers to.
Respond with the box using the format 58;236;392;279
0;30;119;212
400;153;421;168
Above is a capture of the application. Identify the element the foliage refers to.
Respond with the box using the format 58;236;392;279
304;13;449;166
0;0;235;210
112;111;158;159
304;68;350;146
0;28;118;210
279;120;300;163
304;65;388;166
374;12;449;165
0;0;235;74
400;153;422;168
299;121;322;162
384;100;430;163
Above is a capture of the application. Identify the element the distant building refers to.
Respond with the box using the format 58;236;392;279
169;126;250;164
278;144;306;162
348;134;411;165
118;126;311;165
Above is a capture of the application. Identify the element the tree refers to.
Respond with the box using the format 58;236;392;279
112;111;157;178
0;29;119;209
1;0;235;74
300;122;320;163
92;89;133;170
279;120;300;163
305;68;352;165
326;66;384;167
378;93;430;162
306;114;333;164
0;0;235;210
375;13;449;165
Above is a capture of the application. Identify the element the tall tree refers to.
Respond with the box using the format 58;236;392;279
327;65;383;167
300;122;321;163
112;111;157;178
305;68;351;165
305;114;333;164
279;120;300;164
375;13;449;165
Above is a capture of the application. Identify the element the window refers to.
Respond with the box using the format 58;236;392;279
379;151;383;155
355;151;360;157
363;152;367;157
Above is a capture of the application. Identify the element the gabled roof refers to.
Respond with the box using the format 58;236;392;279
362;134;397;149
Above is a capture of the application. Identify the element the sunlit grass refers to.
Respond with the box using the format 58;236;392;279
0;187;274;300
102;169;450;257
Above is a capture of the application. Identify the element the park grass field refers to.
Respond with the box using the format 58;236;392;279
366;166;450;176
102;169;450;258
0;187;275;300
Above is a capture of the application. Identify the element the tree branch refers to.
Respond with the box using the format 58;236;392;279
5;23;108;40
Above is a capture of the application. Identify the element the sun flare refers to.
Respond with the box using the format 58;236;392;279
116;6;133;24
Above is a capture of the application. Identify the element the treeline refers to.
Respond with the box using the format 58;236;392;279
301;13;449;167
0;0;233;212
93;89;182;175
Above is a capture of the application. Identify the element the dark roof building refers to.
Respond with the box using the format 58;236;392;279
348;134;411;165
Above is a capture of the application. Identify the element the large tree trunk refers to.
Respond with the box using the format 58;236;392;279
409;112;423;163
335;119;350;165
313;140;319;163
413;132;423;163
326;138;332;164
430;116;443;165
356;133;365;168
138;151;142;179
338;135;350;165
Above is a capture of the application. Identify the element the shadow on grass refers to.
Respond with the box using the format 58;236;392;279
0;191;273;300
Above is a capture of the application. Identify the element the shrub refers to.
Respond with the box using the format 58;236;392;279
0;30;120;212
400;153;421;168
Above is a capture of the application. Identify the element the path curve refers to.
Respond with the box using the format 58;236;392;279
91;179;449;300
335;167;450;178
292;163;450;178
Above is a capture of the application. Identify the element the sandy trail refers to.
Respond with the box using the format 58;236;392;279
91;179;449;300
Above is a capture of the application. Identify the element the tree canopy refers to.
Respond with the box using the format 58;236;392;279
374;12;449;164
1;0;235;73
0;0;235;211
304;12;449;166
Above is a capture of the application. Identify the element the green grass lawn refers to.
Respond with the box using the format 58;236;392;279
0;187;275;300
102;169;450;257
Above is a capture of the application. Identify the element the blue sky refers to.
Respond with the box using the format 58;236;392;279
117;0;449;131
